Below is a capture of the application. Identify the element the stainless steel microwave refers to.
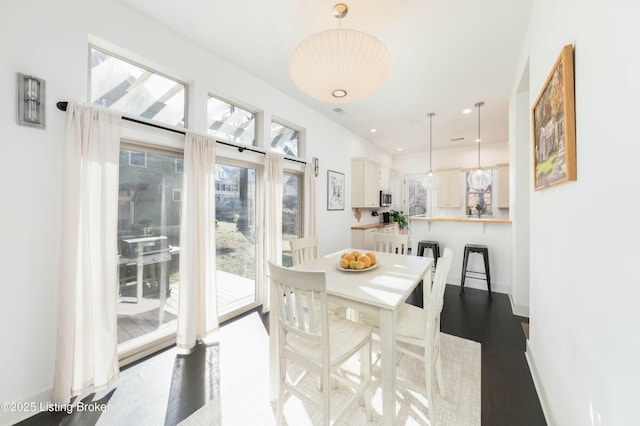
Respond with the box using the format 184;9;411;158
380;191;392;207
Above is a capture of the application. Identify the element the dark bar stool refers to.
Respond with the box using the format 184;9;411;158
417;240;440;267
410;240;440;308
460;244;492;300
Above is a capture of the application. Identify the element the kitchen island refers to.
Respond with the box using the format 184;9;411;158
409;215;512;295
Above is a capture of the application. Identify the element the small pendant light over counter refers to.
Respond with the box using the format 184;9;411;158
467;101;492;190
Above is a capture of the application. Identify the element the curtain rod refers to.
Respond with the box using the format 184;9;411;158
56;101;306;164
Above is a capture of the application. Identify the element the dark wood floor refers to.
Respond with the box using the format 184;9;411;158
17;284;546;425
438;285;546;426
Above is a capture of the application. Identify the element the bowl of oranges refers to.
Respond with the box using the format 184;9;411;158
338;251;378;272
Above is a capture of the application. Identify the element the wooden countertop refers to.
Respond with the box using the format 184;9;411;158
351;223;399;230
408;216;511;224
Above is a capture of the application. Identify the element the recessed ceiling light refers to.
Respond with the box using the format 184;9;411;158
370;128;377;133
397;148;403;151
462;108;472;114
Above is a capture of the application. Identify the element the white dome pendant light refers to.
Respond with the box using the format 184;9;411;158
467;102;493;190
289;3;392;104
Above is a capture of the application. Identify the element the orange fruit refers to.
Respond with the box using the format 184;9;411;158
351;251;362;259
365;252;376;265
344;254;356;263
349;260;358;269
354;260;365;270
358;254;372;268
340;258;349;269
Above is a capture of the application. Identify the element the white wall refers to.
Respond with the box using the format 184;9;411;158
0;1;389;423
515;0;640;424
410;220;512;295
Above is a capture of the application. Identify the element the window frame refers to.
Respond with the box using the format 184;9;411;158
270;117;304;158
465;169;494;216
88;44;189;129
206;93;259;147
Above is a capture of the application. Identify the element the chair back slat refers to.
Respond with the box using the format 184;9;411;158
290;236;320;266
268;261;328;343
372;233;409;255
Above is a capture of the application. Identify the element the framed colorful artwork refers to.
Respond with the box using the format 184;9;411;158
532;44;577;190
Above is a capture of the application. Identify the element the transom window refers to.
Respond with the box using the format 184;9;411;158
207;95;256;146
270;121;300;157
89;47;186;128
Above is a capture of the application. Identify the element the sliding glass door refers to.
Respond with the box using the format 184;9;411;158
215;161;258;318
116;147;182;353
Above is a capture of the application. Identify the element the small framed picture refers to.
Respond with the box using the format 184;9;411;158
327;170;345;210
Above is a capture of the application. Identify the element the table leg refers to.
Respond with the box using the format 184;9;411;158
378;308;397;425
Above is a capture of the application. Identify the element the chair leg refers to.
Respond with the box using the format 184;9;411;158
460;248;470;295
425;352;435;423
435;332;445;397
363;339;372;421
483;249;493;300
277;357;286;425
322;368;331;426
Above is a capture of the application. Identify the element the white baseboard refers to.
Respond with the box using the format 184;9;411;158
525;341;556;426
509;293;530;317
0;387;51;426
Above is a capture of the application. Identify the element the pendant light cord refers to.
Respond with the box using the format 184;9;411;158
427;112;435;173
475;101;484;169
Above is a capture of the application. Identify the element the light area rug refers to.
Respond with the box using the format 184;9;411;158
179;312;480;425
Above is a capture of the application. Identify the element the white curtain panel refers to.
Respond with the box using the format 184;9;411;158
304;160;317;238
262;153;284;311
177;133;218;349
53;103;121;403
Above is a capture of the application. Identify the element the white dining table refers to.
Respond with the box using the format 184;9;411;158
269;248;433;425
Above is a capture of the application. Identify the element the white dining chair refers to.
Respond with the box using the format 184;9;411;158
289;235;320;266
289;235;346;318
268;261;373;426
372;232;410;255
360;248;453;422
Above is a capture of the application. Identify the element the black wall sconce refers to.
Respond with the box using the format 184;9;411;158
313;157;319;177
17;73;45;129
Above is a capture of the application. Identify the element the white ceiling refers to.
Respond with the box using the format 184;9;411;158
121;0;533;154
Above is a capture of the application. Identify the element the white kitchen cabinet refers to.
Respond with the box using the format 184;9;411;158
351;158;380;208
497;165;509;208
351;224;399;250
436;169;462;208
379;168;390;191
383;224;398;234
